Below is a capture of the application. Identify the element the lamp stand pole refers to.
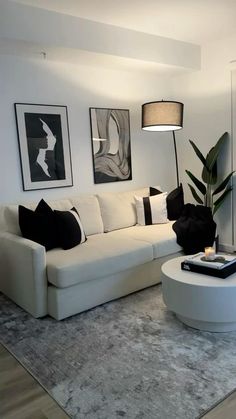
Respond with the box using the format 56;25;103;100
172;131;180;187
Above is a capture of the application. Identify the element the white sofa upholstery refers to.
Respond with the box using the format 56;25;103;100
0;187;182;320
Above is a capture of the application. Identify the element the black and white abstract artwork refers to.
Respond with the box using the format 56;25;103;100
89;108;132;184
15;103;73;190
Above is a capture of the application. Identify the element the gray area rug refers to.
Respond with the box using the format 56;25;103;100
1;285;236;419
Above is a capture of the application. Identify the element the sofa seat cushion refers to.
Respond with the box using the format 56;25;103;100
46;234;153;289
108;222;182;258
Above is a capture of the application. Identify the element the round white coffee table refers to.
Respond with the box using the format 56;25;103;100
161;255;236;332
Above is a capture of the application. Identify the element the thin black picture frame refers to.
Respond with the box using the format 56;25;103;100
89;107;132;184
15;103;73;191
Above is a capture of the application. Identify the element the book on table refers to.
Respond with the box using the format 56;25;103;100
181;252;236;278
184;252;236;269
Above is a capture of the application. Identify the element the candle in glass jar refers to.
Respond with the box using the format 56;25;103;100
204;247;215;260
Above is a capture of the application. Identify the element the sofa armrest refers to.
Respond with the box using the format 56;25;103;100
0;232;47;318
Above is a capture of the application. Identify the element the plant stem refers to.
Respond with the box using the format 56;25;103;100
206;184;213;210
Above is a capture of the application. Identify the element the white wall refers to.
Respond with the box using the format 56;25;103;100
0;54;177;205
171;35;236;249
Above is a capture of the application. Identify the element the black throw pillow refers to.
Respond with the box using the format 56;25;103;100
19;199;59;250
54;207;86;250
150;184;184;220
35;198;53;215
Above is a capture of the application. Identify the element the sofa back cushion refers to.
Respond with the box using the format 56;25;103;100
97;188;149;232
70;195;104;236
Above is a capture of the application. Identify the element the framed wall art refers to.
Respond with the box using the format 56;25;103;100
15;103;73;191
89;107;132;184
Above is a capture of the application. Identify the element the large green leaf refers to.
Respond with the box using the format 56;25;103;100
211;160;218;183
202;165;210;184
205;132;228;171
213;187;232;214
189;140;206;166
202;149;218;184
188;183;204;204
186;170;206;194
212;171;234;195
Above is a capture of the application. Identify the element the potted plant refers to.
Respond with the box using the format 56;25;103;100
186;132;234;215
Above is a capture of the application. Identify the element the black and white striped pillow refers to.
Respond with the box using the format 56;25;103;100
54;207;86;250
134;193;168;226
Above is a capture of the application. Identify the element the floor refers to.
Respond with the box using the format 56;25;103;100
0;343;236;419
0;344;69;419
202;391;236;419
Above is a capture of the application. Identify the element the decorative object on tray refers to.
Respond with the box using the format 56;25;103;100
15;103;73;190
185;131;234;214
89;107;132;184
181;252;236;278
201;255;226;263
204;246;216;260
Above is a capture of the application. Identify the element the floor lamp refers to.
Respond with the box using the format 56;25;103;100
141;100;184;187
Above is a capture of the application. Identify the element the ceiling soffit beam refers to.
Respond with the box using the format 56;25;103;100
0;1;201;70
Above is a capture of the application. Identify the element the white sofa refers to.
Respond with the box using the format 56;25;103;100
0;187;182;320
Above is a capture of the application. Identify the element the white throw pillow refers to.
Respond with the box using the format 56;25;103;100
135;193;168;225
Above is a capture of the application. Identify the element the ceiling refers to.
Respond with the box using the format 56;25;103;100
11;0;236;45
